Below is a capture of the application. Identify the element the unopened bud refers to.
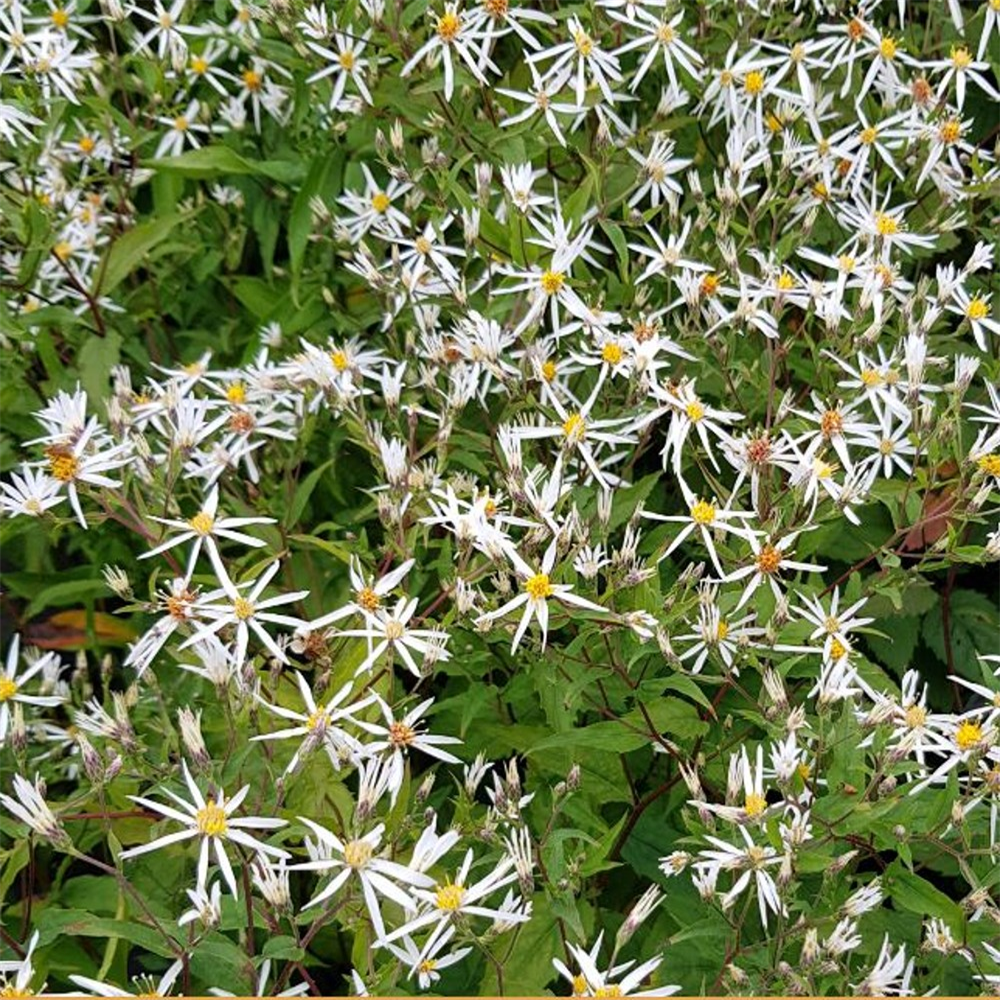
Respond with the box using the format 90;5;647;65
178;707;210;771
416;772;436;803
566;764;581;791
79;733;104;784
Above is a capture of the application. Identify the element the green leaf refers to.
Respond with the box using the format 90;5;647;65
599;220;629;282
886;860;965;934
921;590;999;681
527;720;650;755
94;213;187;296
623;697;709;742
865;615;919;674
34;907;177;958
284;459;333;528
77;329;121;407
147;146;256;177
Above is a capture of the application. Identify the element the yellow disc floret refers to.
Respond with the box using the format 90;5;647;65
690;499;716;525
196;799;228;837
525;573;553;600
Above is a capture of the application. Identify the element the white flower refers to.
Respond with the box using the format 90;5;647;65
354;695;462;803
851;935;915;996
120;761;290;897
0;930;43;997
0;773;68;846
252;673;372;776
293;819;433;937
71;959;185;997
178;879;222;928
476;536;605;652
383;927;472;990
0;635;64;747
336;596;451;678
376;848;527;949
139;484;275;582
694;826;785;930
183;560;308;668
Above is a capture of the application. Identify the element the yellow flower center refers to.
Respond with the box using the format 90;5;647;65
233;597;255;620
47;449;78;482
574;30;594;56
955;721;983;752
357;586;380;612
384;619;405;641
242;68;262;91
595;988;623;999
571;974;588;996
371;192;391;213
53;241;73;261
860;368;883;387
966;297;989;321
685;400;705;422
847;17;865;40
483;0;509;16
879;36;897;59
540;269;565;295
562;412;585;442
389;721;417;747
0;676;18;702
744;70;765;95
541;360;557;382
879;438;895;456
331;350;350;371
657;23;675;44
874;212;899;237
755;544;782;575
414;235;433;255
188;511;215;536
951;45;972;69
79;135;96;154
339;50;356;70
524;573;553;600
306;707;330;730
812;181;829;200
601;342;623;365
437;11;461;41
418;959;438;976
797;761;811;780
716;620;729;642
829;638;848;661
191;56;208;74
343;839;374;868
690;499;716;525
699;273;720;297
435;882;465;910
905;704;927;729
174;116;188;132
196;799;228;837
776;272;795;290
166;593;194;620
51;7;70;27
859;126;877;145
744;792;767;817
226;381;246;404
0;986;33;999
978;454;1000;477
939;119;961;144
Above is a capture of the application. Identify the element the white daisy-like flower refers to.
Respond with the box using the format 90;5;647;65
120;761;290;897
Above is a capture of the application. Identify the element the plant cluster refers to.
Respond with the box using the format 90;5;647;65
1;0;999;996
